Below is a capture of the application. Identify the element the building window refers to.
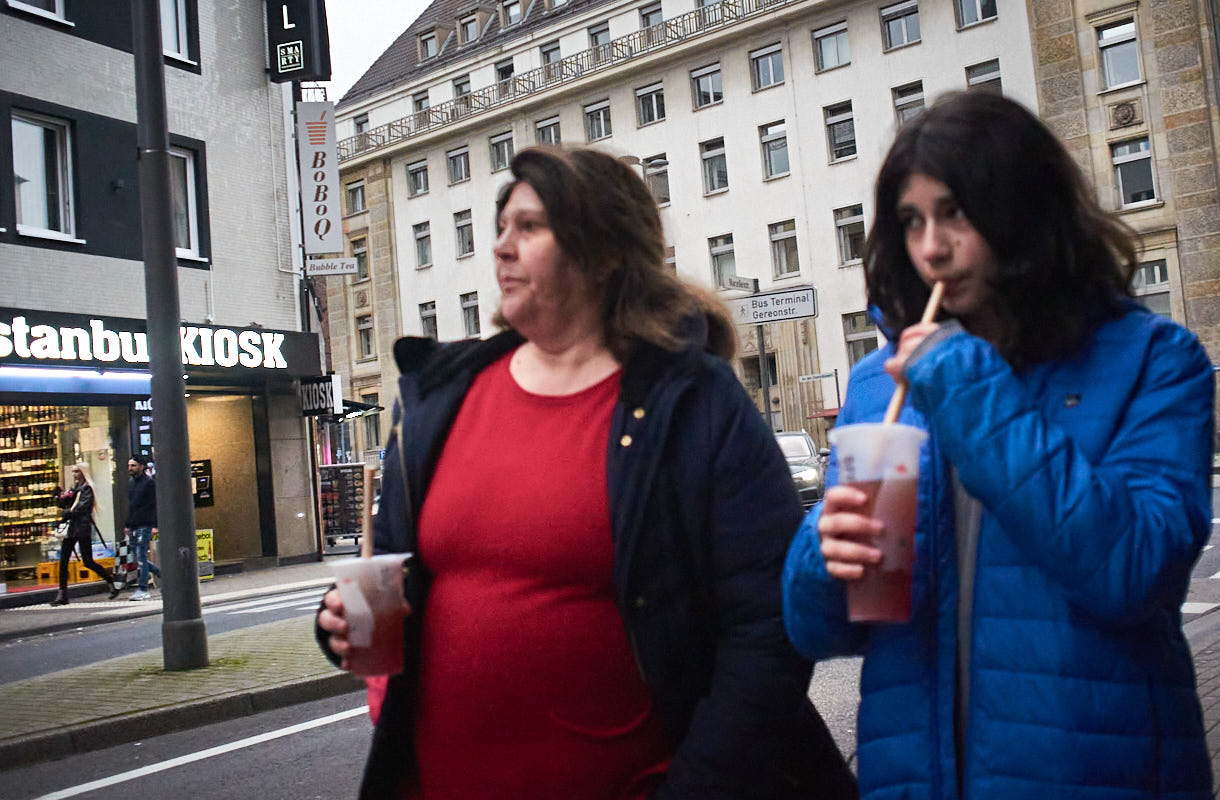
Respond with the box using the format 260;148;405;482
461;291;481;337
412;91;430;113
352;238;369;280
362;393;381;449
644;154;669;204
161;0;191;60
168;148;199;257
540;41;562;79
709;234;735;287
407;160;429;196
881;1;920;50
495;58;515;84
1131;260;1170;317
9;0;66;22
769;220;799;278
760;120;789;179
966;59;1002;93
419;301;438;339
835;204;865;264
584;100;612;141
346;180;365;214
813;21;850;72
413;223;432;268
1098;20;1140;89
419;33;437;59
825;102;856;161
356;315;375;359
663;247;676;273
536;116;561;145
454;210;474;257
11;111;74;236
353;114;369;137
447;146;470;183
700;137;728;194
691;64;723;108
892;81;924;127
750;43;784;91
459;14;479;43
502;0;521;26
636;82;666;125
489;131;514;172
640;2;663;28
589;21;611;62
843;311;880;366
453;75;471;98
956;0;996;28
1112;138;1156;207
740;353;777;391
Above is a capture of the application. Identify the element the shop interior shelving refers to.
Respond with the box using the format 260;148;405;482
0;411;64;579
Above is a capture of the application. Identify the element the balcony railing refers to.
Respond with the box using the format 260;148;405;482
337;0;800;161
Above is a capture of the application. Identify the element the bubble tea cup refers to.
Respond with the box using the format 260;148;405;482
828;422;927;623
330;553;409;677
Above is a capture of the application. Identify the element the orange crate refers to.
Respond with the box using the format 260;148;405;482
37;561;58;584
73;557;115;584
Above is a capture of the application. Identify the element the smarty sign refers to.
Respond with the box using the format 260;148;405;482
0;308;321;377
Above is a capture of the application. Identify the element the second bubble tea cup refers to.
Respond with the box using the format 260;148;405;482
828;422;927;623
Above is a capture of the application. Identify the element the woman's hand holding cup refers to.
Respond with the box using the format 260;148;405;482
817;486;884;581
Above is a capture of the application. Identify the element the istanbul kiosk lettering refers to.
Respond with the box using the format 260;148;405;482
0;308;322;591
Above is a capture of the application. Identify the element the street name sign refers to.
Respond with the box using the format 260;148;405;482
726;287;817;326
721;275;759;292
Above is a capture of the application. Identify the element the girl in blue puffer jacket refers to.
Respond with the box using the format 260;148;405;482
783;90;1214;799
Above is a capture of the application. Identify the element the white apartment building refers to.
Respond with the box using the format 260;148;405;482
330;0;1035;447
0;1;324;581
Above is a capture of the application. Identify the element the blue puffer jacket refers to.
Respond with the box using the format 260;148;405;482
783;305;1214;799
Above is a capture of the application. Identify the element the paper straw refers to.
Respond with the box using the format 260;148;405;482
881;281;945;425
359;466;376;559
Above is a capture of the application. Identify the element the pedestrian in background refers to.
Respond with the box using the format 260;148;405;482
51;463;120;605
124;454;160;601
317;146;857;800
783;91;1214;798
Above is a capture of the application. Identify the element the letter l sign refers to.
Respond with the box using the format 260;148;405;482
282;4;296;29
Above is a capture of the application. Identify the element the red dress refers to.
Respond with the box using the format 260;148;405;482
409;351;671;800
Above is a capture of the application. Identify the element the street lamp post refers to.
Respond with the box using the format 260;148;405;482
132;0;208;671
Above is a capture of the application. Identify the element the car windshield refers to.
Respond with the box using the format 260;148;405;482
776;434;813;459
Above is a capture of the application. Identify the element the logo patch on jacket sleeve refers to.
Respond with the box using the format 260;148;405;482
1064;393;1081;408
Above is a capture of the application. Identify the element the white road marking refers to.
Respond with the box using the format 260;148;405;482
1205;545;1215;552
1208;570;1220;580
1182;602;1219;615
205;589;325;615
227;597;325;615
32;705;368;800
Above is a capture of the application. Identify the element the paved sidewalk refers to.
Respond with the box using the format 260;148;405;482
1186;611;1220;788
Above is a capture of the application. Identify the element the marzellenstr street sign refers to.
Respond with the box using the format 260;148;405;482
725;287;817;326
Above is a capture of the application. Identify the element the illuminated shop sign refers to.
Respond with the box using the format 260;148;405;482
0;309;320;378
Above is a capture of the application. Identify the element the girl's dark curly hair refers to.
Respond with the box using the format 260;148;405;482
865;91;1137;369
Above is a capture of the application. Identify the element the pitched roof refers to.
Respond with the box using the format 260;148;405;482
338;0;619;109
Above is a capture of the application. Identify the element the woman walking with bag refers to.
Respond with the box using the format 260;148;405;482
51;462;120;605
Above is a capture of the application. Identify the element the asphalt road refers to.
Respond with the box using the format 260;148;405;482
0;586;328;684
1;691;370;800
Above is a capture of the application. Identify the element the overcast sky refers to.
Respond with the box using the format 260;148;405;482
322;0;431;102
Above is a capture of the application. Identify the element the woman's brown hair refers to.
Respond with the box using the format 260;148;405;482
494;147;735;361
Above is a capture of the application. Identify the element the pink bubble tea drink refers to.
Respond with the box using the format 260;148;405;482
828;423;927;623
331;554;408;677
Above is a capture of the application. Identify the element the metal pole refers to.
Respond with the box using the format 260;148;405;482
833;368;841;411
132;0;208;670
757;325;772;431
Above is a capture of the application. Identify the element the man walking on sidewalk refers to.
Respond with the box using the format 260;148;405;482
124;455;160;601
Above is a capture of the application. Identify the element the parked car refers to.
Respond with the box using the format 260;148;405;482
774;431;828;509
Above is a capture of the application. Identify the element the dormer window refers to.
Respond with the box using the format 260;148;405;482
502;0;521;26
419;32;438;59
459;13;479;43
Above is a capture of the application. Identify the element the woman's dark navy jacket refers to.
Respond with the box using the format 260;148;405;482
320;320;857;799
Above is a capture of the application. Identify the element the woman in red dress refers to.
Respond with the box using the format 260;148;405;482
317;147;856;800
